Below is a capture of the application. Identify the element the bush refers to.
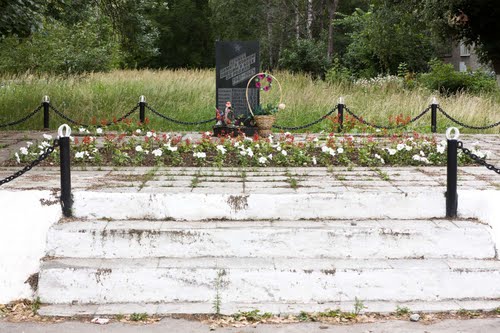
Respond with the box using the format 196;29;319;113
278;39;329;78
325;58;353;85
0;16;122;74
419;59;498;95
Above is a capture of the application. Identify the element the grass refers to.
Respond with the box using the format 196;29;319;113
0;69;499;134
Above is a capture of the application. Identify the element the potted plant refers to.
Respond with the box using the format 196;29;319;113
246;73;285;137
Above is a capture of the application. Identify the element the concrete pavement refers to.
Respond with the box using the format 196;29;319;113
1;317;500;333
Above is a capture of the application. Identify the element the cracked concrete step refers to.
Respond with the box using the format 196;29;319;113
38;299;500;317
46;219;496;259
38;258;500;309
73;191;449;220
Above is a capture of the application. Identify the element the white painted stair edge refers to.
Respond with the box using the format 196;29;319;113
37;258;500;313
46;219;496;259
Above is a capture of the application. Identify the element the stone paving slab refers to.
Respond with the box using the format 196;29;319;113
0;165;498;193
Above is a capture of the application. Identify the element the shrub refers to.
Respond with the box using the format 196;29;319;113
419;59;498;95
278;39;329;78
325;58;353;85
0;16;122;74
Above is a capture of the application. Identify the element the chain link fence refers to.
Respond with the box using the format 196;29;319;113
0;139;59;186
458;141;500;174
438;107;500;130
0;105;43;128
273;107;338;131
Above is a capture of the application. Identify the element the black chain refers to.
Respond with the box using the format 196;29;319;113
343;106;431;130
0;140;60;186
438;107;500;130
273;107;338;131
457;141;500;174
145;104;216;125
50;104;139;127
0;105;43;128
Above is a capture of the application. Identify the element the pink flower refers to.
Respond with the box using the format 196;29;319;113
255;82;262;88
263;86;270;92
267;76;272;82
258;74;265;79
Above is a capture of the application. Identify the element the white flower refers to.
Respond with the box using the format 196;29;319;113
168;146;178;152
152;149;162;157
135;145;144;152
96;128;103;134
234;141;241;148
19;147;28;155
436;144;446;154
329;149;336;157
313;137;319;142
43;134;52;140
193;152;206;159
146;131;153;138
284;132;291;136
420;150;425;157
278;103;286;110
216;145;226;154
405;145;412;151
75;151;85;159
276;146;282;152
255;144;260;149
79;127;89;134
26;141;33;147
396;143;405;151
412;154;421;161
387;148;397;155
246;148;254;157
321;146;329;153
375;129;381;132
258;156;267;164
239;150;247;156
15;152;20;163
281;150;288;156
374;154;385;164
204;131;211;136
337;147;344;154
312;156;317;165
268;153;273;160
135;129;142;134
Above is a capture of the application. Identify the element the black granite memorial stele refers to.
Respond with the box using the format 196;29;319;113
214;41;259;137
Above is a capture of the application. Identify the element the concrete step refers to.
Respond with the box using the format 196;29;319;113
38;257;500;311
73;191;448;220
46;219;496;260
39;299;500;317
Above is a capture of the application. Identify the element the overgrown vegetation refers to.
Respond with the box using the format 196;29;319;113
0;70;498;134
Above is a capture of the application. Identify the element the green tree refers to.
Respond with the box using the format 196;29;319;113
149;0;213;68
336;2;435;77
0;0;45;38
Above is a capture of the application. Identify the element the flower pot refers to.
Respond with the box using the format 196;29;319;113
253;115;276;137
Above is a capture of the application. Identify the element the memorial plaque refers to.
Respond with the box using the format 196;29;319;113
216;41;260;119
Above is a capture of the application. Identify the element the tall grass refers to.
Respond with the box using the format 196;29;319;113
0;69;498;133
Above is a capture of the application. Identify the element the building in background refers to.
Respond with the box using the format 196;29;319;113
442;41;485;72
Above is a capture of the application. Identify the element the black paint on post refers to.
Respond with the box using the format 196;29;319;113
43;100;50;129
431;103;437;133
59;137;73;217
446;139;458;218
139;98;146;124
337;103;344;132
216;41;260;119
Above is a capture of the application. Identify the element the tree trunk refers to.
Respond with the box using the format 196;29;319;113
295;3;300;40
327;0;339;62
307;0;313;39
267;0;273;68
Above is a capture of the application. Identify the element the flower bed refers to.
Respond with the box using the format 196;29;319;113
3;128;492;168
